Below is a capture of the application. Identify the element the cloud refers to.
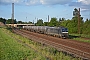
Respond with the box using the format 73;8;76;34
78;0;90;5
40;0;72;5
0;0;90;12
24;0;40;5
0;0;22;5
0;0;73;5
69;0;90;11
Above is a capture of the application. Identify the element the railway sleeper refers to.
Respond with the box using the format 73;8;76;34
14;29;90;60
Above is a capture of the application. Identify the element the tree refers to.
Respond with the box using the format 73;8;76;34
0;17;6;24
71;8;83;34
61;18;65;21
73;8;79;17
70;17;78;33
49;17;58;26
58;18;66;26
36;19;43;26
28;21;32;24
59;18;62;22
14;19;17;24
82;19;90;34
17;21;23;24
43;22;48;26
60;16;83;34
6;19;17;24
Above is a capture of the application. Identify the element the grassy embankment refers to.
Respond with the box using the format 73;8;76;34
0;27;46;60
0;27;81;60
69;34;90;43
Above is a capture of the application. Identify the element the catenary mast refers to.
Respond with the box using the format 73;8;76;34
12;3;14;24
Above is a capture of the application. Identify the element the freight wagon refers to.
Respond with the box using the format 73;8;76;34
23;26;69;38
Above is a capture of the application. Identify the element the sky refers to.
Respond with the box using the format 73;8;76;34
0;0;90;23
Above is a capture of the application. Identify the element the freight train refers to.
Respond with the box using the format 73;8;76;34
23;26;69;38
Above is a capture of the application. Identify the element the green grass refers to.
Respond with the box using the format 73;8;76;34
70;33;90;38
0;27;81;60
0;27;46;60
69;34;90;43
81;34;90;38
73;38;90;43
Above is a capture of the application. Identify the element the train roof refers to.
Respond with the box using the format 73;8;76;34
23;26;67;29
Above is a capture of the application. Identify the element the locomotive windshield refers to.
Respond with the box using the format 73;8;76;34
65;28;68;32
62;29;65;32
62;28;68;32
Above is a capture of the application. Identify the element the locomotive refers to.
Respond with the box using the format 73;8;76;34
23;26;69;38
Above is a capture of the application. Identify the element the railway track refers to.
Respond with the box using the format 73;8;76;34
21;29;90;52
13;29;90;60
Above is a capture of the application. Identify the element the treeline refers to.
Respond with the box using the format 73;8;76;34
0;17;90;35
60;17;90;35
0;18;32;24
32;17;90;35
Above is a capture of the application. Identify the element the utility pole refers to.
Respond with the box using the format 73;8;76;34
73;8;81;34
48;15;49;23
12;3;14;31
78;8;80;34
33;20;34;24
48;15;49;26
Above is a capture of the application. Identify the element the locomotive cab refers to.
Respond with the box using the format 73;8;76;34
61;28;69;38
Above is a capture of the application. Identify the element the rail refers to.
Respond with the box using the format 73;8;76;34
13;29;90;59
